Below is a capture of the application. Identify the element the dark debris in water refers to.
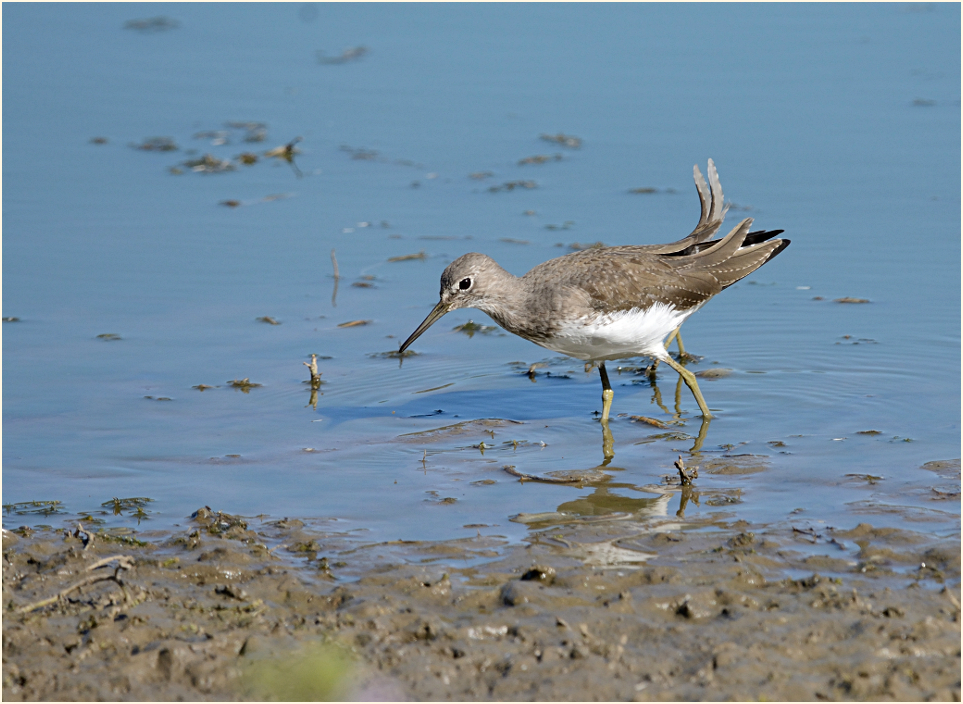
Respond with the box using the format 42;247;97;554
843;474;883;485
183;153;236;173
207;454;246;464
124;16;180;33
539;132;582;149
695;368;731;379
397;418;523;442
488;180;537;193
256;316;281;325
264;137;302;169
316;46;368;65
423;491;458;505
452;320;500;338
837;335;878;345
629;187;677;195
3;500;66;516
3;316;21;322
628;415;669;429
227;378;262;392
518;154;563;166
387;251;427;262
96;333;122;341
101;497;154;519
835;297;871;304
503;465;605;484
132;136;178;152
370;349;418;359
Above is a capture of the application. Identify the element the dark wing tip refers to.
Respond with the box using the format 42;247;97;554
768;238;791;260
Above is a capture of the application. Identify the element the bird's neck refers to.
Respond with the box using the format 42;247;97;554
476;273;542;339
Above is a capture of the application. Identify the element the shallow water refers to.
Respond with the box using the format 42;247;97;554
3;4;960;546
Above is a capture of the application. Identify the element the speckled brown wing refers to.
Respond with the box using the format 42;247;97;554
521;216;789;319
523;246;722;318
673;218;789;289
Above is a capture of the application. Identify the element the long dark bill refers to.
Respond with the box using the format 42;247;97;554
399;300;450;353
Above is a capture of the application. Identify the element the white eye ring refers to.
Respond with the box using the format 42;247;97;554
458;277;472;291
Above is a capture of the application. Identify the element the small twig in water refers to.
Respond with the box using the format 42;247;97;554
675;455;697;486
503;465;585;484
331;249;340;307
303;354;322;390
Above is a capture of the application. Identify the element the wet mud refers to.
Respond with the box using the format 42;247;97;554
3;504;959;701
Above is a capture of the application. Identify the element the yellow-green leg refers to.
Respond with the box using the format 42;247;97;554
599;362;614;422
600;418;614;460
647;326;685;377
661;355;712;419
689;416;710;453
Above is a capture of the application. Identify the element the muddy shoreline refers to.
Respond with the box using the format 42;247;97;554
3;497;960;701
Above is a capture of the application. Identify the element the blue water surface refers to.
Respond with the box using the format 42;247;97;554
3;4;959;545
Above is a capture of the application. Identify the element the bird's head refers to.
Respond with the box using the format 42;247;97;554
399;253;509;353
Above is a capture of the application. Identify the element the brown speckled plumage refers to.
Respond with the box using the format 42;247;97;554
400;160;789;419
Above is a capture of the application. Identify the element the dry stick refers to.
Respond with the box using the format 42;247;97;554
503;465;586;484
674;455;697;486
303;353;321;389
331;249;340;307
16;556;135;614
85;555;134;572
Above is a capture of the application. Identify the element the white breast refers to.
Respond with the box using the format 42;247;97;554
539;302;695;362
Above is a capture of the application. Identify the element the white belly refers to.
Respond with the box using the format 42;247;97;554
539;302;694;362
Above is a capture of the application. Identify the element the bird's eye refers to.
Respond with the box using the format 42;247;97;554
459;278;472;290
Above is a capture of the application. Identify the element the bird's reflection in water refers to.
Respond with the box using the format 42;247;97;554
554;478;671;521
521;370;712;527
600;371;711;460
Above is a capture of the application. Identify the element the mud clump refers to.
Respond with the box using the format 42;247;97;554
2;512;959;701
